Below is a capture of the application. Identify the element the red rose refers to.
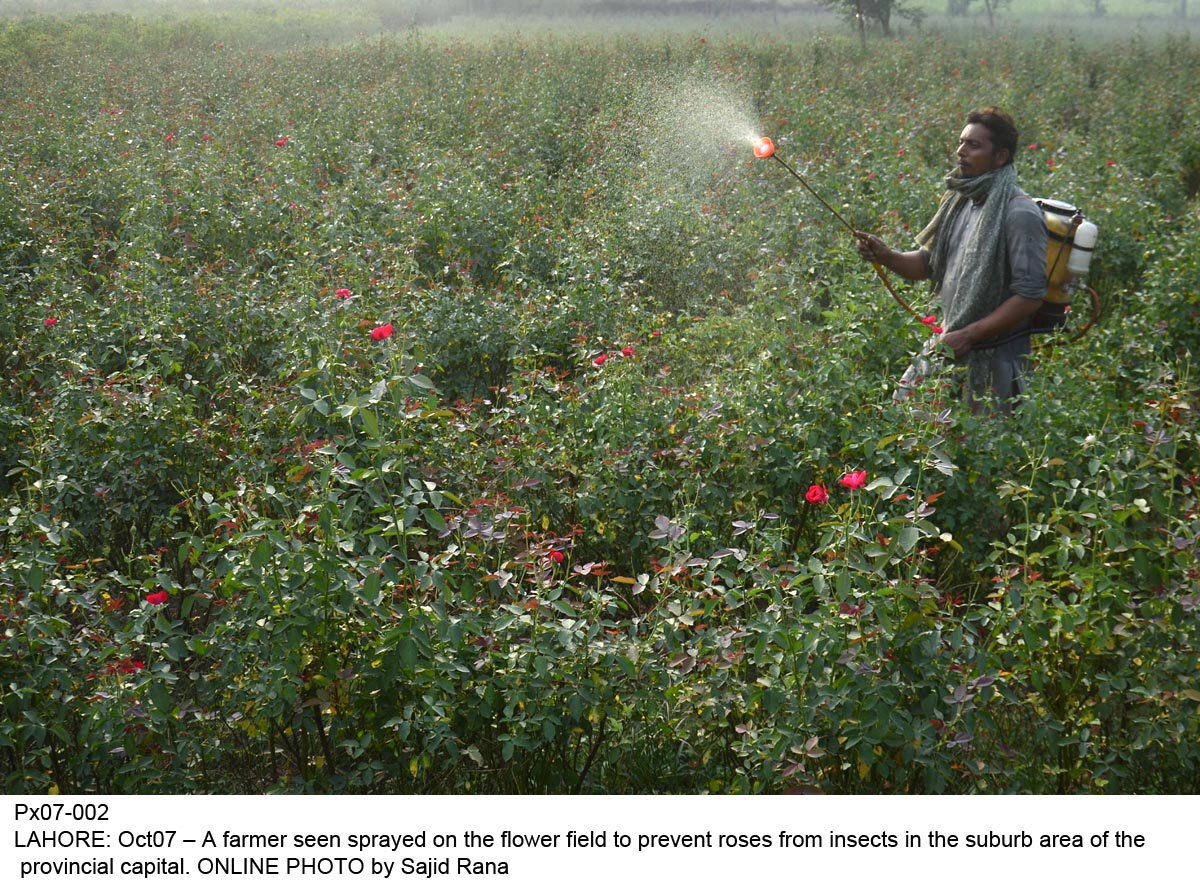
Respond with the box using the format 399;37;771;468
593;353;608;366
805;484;828;505
840;470;867;490
621;346;635;357
931;325;944;334
335;288;352;299
370;323;393;341
275;136;289;147
43;317;58;327
106;657;144;676
921;315;937;326
548;550;564;564
145;590;169;606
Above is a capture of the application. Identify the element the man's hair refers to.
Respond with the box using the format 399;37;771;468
966;107;1019;166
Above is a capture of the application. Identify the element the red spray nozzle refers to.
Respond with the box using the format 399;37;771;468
753;136;775;159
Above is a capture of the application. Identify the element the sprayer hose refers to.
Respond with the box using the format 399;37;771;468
871;261;923;321
971;286;1102;352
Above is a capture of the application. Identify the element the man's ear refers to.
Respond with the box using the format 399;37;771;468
997;147;1012;167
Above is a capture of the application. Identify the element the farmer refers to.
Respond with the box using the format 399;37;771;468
855;107;1047;410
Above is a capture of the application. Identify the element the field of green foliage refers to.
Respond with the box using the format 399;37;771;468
1;9;1197;793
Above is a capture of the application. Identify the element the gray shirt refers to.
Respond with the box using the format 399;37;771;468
935;188;1048;318
917;187;1048;400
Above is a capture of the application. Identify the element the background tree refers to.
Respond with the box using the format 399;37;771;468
945;0;1011;26
1164;0;1189;19
819;0;925;37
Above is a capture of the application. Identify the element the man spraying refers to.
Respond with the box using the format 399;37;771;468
855;107;1047;410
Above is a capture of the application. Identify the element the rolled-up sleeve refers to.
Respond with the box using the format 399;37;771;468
1006;200;1048;300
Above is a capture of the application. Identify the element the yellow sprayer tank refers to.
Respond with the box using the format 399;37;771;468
1036;198;1099;304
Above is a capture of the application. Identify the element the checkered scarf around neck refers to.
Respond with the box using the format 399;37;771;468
915;162;1019;335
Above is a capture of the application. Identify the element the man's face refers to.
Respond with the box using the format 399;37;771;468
956;122;1009;177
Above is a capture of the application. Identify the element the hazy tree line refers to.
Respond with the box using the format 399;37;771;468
1;0;1189;25
378;0;825;21
380;0;1189;29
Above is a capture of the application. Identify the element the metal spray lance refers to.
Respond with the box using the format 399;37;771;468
752;135;922;321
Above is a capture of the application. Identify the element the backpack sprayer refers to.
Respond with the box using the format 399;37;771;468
1025;198;1101;342
751;135;1102;345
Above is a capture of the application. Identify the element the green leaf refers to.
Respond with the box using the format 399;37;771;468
360;409;380;439
362;572;382;604
148;683;173;717
567;695;585;721
397;637;419;668
896;526;921;554
250;540;272;571
835;570;850;599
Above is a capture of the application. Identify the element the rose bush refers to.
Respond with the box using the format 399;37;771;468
0;14;1195;793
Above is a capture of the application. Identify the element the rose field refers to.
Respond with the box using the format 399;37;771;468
1;4;1198;794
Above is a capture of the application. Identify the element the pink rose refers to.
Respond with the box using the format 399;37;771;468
839;470;867;490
